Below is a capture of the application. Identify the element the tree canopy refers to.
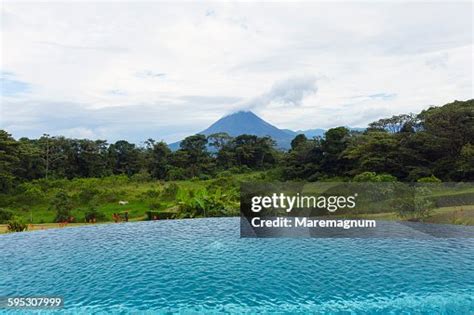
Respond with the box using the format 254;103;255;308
0;99;472;193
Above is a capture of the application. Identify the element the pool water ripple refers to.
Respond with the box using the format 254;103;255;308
0;218;473;314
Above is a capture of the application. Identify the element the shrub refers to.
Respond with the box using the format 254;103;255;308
7;217;28;232
104;175;130;186
50;191;74;222
198;174;212;180
0;208;13;223
131;170;152;183
395;186;435;220
145;210;175;220
417;175;442;183
407;167;433;182
354;172;397;182
16;184;46;205
217;171;232;178
167;168;186;180
262;168;284;181
176;189;237;218
84;206;106;222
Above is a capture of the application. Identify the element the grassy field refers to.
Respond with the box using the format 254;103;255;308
0;172;263;225
1;173;473;233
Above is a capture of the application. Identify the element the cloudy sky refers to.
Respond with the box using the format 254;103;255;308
1;1;472;143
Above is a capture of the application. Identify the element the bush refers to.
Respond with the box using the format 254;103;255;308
262;168;284;181
50;191;74;222
0;208;13;223
84;206;106;222
145;210;175;220
395;187;435;220
167;168;186;180
131;170;152;183
7;217;28;232
354;172;397;182
16;184;45;205
176;189;237;218
217;171;232;178
417;175;442;183
198;174;212;180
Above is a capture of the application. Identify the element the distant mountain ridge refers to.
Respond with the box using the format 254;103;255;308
169;111;363;150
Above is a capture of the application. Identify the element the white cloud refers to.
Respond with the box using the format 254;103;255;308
0;1;472;141
242;75;318;110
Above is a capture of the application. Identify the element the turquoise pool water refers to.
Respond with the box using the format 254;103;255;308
1;218;473;314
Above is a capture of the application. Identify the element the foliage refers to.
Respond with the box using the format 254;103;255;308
1;100;472;187
457;143;474;180
144;140;171;180
7;216;28;232
368;113;419;133
176;188;238;218
148;202;163;210
0;208;13;223
145;210;175;220
84;206;107;222
417;175;442;183
395;187;436;220
161;183;180;200
51;190;74;222
353;172;397;182
131;170;152;182
0;130;19;193
77;186;100;204
0;99;472;225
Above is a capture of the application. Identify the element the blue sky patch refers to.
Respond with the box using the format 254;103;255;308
0;71;31;96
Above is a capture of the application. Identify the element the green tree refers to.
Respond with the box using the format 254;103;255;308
416;100;474;180
145;139;171;179
208;132;232;152
175;134;213;177
0;130;19;192
108;140;142;176
290;134;308;151
345;131;402;178
457;143;474;180
368;114;418;133
51;190;74;222
283;135;323;181
15;138;45;180
320;127;353;177
232;135;277;169
75;139;109;177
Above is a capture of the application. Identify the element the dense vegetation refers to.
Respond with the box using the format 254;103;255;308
0;99;472;225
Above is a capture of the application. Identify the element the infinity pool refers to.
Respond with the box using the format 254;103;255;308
1;218;473;313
